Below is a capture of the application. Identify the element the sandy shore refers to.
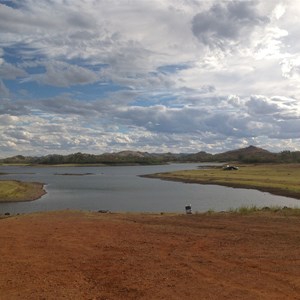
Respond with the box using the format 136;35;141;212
0;210;299;299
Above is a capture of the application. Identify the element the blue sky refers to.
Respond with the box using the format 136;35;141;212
0;0;300;156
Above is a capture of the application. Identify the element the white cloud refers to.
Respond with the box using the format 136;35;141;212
272;3;286;20
281;56;300;80
0;1;300;155
0;114;19;125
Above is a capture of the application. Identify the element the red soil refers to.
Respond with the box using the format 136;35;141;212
0;211;299;299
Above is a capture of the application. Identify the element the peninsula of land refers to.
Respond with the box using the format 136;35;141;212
0;180;46;202
143;163;300;200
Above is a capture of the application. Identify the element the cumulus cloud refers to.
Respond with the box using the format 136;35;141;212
246;95;299;118
0;98;30;115
246;95;281;115
0;114;19;125
192;1;269;49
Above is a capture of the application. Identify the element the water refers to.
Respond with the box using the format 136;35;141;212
0;163;299;213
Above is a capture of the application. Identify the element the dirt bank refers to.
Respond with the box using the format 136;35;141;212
0;211;299;299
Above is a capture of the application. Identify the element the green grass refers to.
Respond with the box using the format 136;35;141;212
153;164;300;199
202;206;300;216
227;205;261;214
227;205;300;216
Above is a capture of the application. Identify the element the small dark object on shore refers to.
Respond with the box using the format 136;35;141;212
98;210;109;213
185;205;192;214
223;165;239;171
4;212;10;216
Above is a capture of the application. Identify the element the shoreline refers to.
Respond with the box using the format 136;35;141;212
141;173;300;200
0;180;46;203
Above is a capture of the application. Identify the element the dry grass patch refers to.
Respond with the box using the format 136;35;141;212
0;180;45;202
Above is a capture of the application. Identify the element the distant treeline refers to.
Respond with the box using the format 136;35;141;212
0;152;165;165
1;146;300;165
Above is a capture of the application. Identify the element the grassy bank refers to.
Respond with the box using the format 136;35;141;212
145;163;300;200
0;180;46;202
202;205;300;216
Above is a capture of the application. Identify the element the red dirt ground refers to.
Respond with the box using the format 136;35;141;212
0;211;299;299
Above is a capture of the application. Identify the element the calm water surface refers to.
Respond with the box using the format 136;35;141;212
0;163;299;213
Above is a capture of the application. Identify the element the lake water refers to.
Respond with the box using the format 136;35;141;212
0;163;299;214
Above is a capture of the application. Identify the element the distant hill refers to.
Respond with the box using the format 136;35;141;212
214;146;278;163
108;151;150;158
0;155;32;164
183;151;213;162
1;146;300;165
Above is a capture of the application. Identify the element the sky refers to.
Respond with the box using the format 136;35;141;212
0;0;300;157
